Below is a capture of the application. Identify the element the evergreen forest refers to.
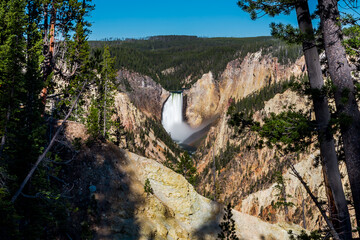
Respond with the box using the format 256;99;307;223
90;36;303;90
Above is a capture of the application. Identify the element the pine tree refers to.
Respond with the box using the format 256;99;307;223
0;1;95;238
318;0;360;229
0;0;27;157
273;171;294;222
99;45;116;138
218;203;239;240
0;1;28;237
86;100;101;138
86;45;116;139
40;0;94;108
176;151;198;185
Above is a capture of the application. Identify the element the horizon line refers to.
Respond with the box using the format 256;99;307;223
88;34;273;41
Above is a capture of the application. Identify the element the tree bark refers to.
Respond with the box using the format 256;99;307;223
319;0;360;229
295;1;352;238
103;81;107;138
49;4;56;54
43;3;48;46
41;2;56;107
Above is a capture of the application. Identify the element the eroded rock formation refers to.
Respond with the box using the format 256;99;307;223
184;51;305;127
117;70;169;121
60;121;304;239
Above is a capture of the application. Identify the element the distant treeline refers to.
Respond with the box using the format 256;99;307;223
90;35;302;90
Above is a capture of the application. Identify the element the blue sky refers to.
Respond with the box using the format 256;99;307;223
88;0;320;40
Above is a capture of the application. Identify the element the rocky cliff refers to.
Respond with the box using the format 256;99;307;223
193;88;354;231
184;51;305;127
60;122;304;239
111;91;180;163
111;53;319;230
117;70;170;121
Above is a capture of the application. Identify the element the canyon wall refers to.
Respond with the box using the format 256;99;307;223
117;70;170;121
111;91;177;163
96;52;334;233
194;88;356;231
184;51;305;127
61;122;304;239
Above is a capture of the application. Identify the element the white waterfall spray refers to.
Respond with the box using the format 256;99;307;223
162;92;196;143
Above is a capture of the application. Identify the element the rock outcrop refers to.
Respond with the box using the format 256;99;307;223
60;124;303;239
184;72;220;127
195;89;323;229
112;92;177;163
184;51;305;127
117;70;169;121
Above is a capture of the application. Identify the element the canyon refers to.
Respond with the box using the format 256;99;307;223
105;50;331;236
55;48;357;239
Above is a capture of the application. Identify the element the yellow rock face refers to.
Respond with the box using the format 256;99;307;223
61;119;305;239
184;72;220;127
125;151;304;240
184;51;305;127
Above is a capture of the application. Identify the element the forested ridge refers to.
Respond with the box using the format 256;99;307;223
90;36;303;90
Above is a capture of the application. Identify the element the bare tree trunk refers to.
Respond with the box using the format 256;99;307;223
103;82;107;138
43;4;48;45
49;4;56;54
11;80;88;203
295;1;352;238
41;2;56;107
318;0;360;230
41;3;49;104
103;60;107;138
323;167;341;231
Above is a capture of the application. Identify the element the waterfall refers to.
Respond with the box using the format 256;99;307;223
162;92;195;143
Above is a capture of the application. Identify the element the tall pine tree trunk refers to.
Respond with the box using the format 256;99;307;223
103;80;107;138
295;1;352;238
41;2;56;107
0;89;13;158
319;0;360;229
103;58;107;138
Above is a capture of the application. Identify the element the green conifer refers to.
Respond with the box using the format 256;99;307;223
218;203;239;240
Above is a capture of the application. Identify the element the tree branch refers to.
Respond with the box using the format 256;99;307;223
11;79;88;203
289;164;341;240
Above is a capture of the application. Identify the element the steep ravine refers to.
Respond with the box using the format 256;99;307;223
194;87;356;231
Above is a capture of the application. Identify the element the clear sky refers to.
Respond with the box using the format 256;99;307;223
88;0;321;40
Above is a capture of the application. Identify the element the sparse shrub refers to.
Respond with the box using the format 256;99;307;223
218;203;239;240
288;230;321;240
176;151;198;186
72;137;83;150
144;178;154;194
